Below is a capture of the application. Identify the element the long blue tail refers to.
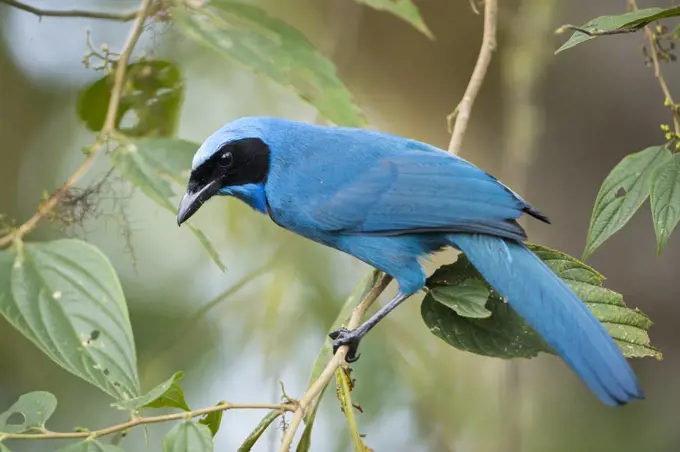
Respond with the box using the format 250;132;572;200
448;233;643;406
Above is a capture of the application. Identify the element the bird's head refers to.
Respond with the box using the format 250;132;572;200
176;117;273;225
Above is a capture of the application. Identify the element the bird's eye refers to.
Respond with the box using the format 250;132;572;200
219;152;233;168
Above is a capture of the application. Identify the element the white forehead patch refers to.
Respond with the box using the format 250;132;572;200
191;117;267;170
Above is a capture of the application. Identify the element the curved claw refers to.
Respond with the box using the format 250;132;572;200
329;327;361;363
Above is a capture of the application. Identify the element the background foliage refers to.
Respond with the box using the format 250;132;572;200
0;0;678;451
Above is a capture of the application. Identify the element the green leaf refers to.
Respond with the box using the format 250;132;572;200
78;60;183;137
130;138;198;186
237;410;280;451
114;371;190;411
430;280;491;319
296;270;383;452
422;244;661;360
355;0;433;38
199;405;224;437
0;444;10;451
424;257;547;358
0;392;57;434
650;154;680;254
583;146;671;260
111;139;226;271
55;440;125;452
1;240;140;401
174;0;365;127
556;7;680;54
163;420;214;452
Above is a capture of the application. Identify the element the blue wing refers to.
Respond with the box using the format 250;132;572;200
307;145;547;241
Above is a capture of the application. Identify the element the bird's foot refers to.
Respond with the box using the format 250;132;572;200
329;327;362;363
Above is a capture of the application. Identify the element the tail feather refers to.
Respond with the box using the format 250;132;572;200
448;233;643;406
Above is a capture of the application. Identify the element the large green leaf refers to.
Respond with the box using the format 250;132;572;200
429;280;491;319
130;138;197;186
55;440;125;452
583;146;671;260
163;420;214;452
422;244;661;360
78;60;183;137
114;371;190;412
423;255;548;359
1;240;140;401
650;154;680;254
237;410;281;451
111;139;226;271
296;270;383;452
0;392;57;434
356;0;432;38
174;0;365;127
556;7;680;54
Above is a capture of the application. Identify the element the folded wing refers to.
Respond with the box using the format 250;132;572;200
309;149;547;241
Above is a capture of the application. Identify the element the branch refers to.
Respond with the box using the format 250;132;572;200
0;0;141;21
278;3;499;450
0;402;296;441
447;0;498;155
277;274;392;452
0;0;154;249
629;0;680;136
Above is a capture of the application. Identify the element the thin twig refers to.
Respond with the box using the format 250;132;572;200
101;1;153;134
447;0;498;155
0;0;142;21
277;275;392;452
628;0;680;135
0;0;154;249
0;403;296;441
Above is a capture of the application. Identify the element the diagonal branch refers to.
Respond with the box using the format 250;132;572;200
277;273;392;451
448;0;498;155
0;0;141;21
278;2;500;450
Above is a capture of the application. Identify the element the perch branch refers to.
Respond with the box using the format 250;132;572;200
0;0;143;21
0;0;154;249
447;0;498;155
277;274;392;451
0;402;296;441
279;2;500;449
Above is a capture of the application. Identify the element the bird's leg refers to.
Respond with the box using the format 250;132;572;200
329;292;411;363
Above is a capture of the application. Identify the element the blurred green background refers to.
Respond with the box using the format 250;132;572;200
1;0;679;451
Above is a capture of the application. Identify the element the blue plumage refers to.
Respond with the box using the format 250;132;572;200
178;116;643;406
450;234;642;405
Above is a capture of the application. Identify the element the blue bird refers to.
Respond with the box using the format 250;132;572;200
177;116;643;406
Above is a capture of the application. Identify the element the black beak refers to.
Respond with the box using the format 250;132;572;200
177;180;221;226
